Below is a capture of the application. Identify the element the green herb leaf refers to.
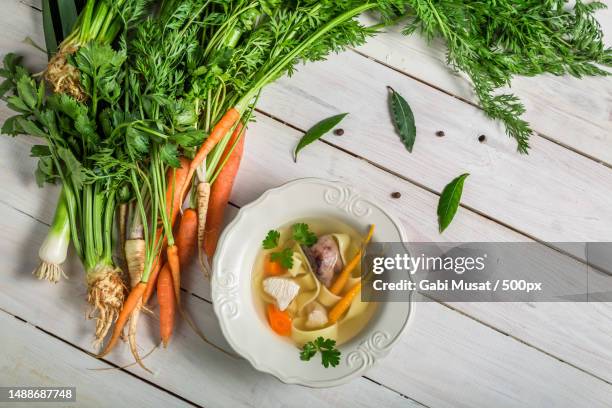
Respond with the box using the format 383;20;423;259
30;145;51;157
270;248;294;269
299;342;317;361
0;79;13;98
56;146;84;190
0;53;22;78
387;86;416;152
170;130;206;148
160;142;181;168
16;73;37;110
6;96;30;114
293;113;348;162
1;115;24;136
437;173;469;233
262;229;280;249
16;117;47;138
35;156;57;187
126;127;150;158
300;337;341;368
292;223;317;246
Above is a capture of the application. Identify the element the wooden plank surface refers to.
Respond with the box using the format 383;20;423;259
2;0;612;407
0;311;190;407
1;116;612;406
0;199;421;408
258;50;612;246
356;10;612;166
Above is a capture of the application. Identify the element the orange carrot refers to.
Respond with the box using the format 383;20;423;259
142;255;162;304
157;263;176;347
167;157;191;226
166;244;181;304
264;255;285;276
330;224;375;295
97;282;147;358
143;158;191;304
204;125;245;258
267;304;292;336
179;108;241;202
328;281;362;324
175;208;198;269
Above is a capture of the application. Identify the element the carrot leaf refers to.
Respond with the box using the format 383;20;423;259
437;173;470;233
293;113;348;162
387;86;416;152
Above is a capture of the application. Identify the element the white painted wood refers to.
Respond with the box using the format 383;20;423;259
232;114;612;384
355;10;612;165
257;50;612;246
0;311;190;407
5;123;612;386
0;199;611;407
0;201;422;408
2;1;612;406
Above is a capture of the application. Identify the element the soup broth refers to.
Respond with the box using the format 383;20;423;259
252;217;377;347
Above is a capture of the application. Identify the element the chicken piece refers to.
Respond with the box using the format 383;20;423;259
305;302;329;329
263;277;300;311
302;235;344;287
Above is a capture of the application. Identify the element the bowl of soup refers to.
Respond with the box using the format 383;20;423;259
212;178;414;387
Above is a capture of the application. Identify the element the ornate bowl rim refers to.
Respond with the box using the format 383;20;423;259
212;178;415;387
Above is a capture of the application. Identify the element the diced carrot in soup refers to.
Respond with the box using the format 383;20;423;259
267;304;292;336
265;256;286;276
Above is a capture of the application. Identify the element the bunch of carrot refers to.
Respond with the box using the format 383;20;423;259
3;0;412;368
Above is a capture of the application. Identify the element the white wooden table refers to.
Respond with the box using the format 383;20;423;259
1;1;612;407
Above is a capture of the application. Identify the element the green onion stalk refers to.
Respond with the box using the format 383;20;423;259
33;187;70;283
45;0;127;100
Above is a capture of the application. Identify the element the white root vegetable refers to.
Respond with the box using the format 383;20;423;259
196;163;211;278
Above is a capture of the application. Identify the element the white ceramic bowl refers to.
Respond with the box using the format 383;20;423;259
212;178;414;387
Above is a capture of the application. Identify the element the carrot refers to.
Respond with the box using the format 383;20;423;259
328;281;362;324
267;304;292;336
175;208;198;270
142;255;162;305
330;224;375;295
179;108;241;202
203;124;245;259
166;244;181;304
97;282;146;358
167;157;191;226
143;158;191;304
157;263;176;347
264;255;285;276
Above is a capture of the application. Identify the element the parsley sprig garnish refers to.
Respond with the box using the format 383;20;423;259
262;229;280;249
300;337;341;368
292;223;317;246
270;248;294;269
